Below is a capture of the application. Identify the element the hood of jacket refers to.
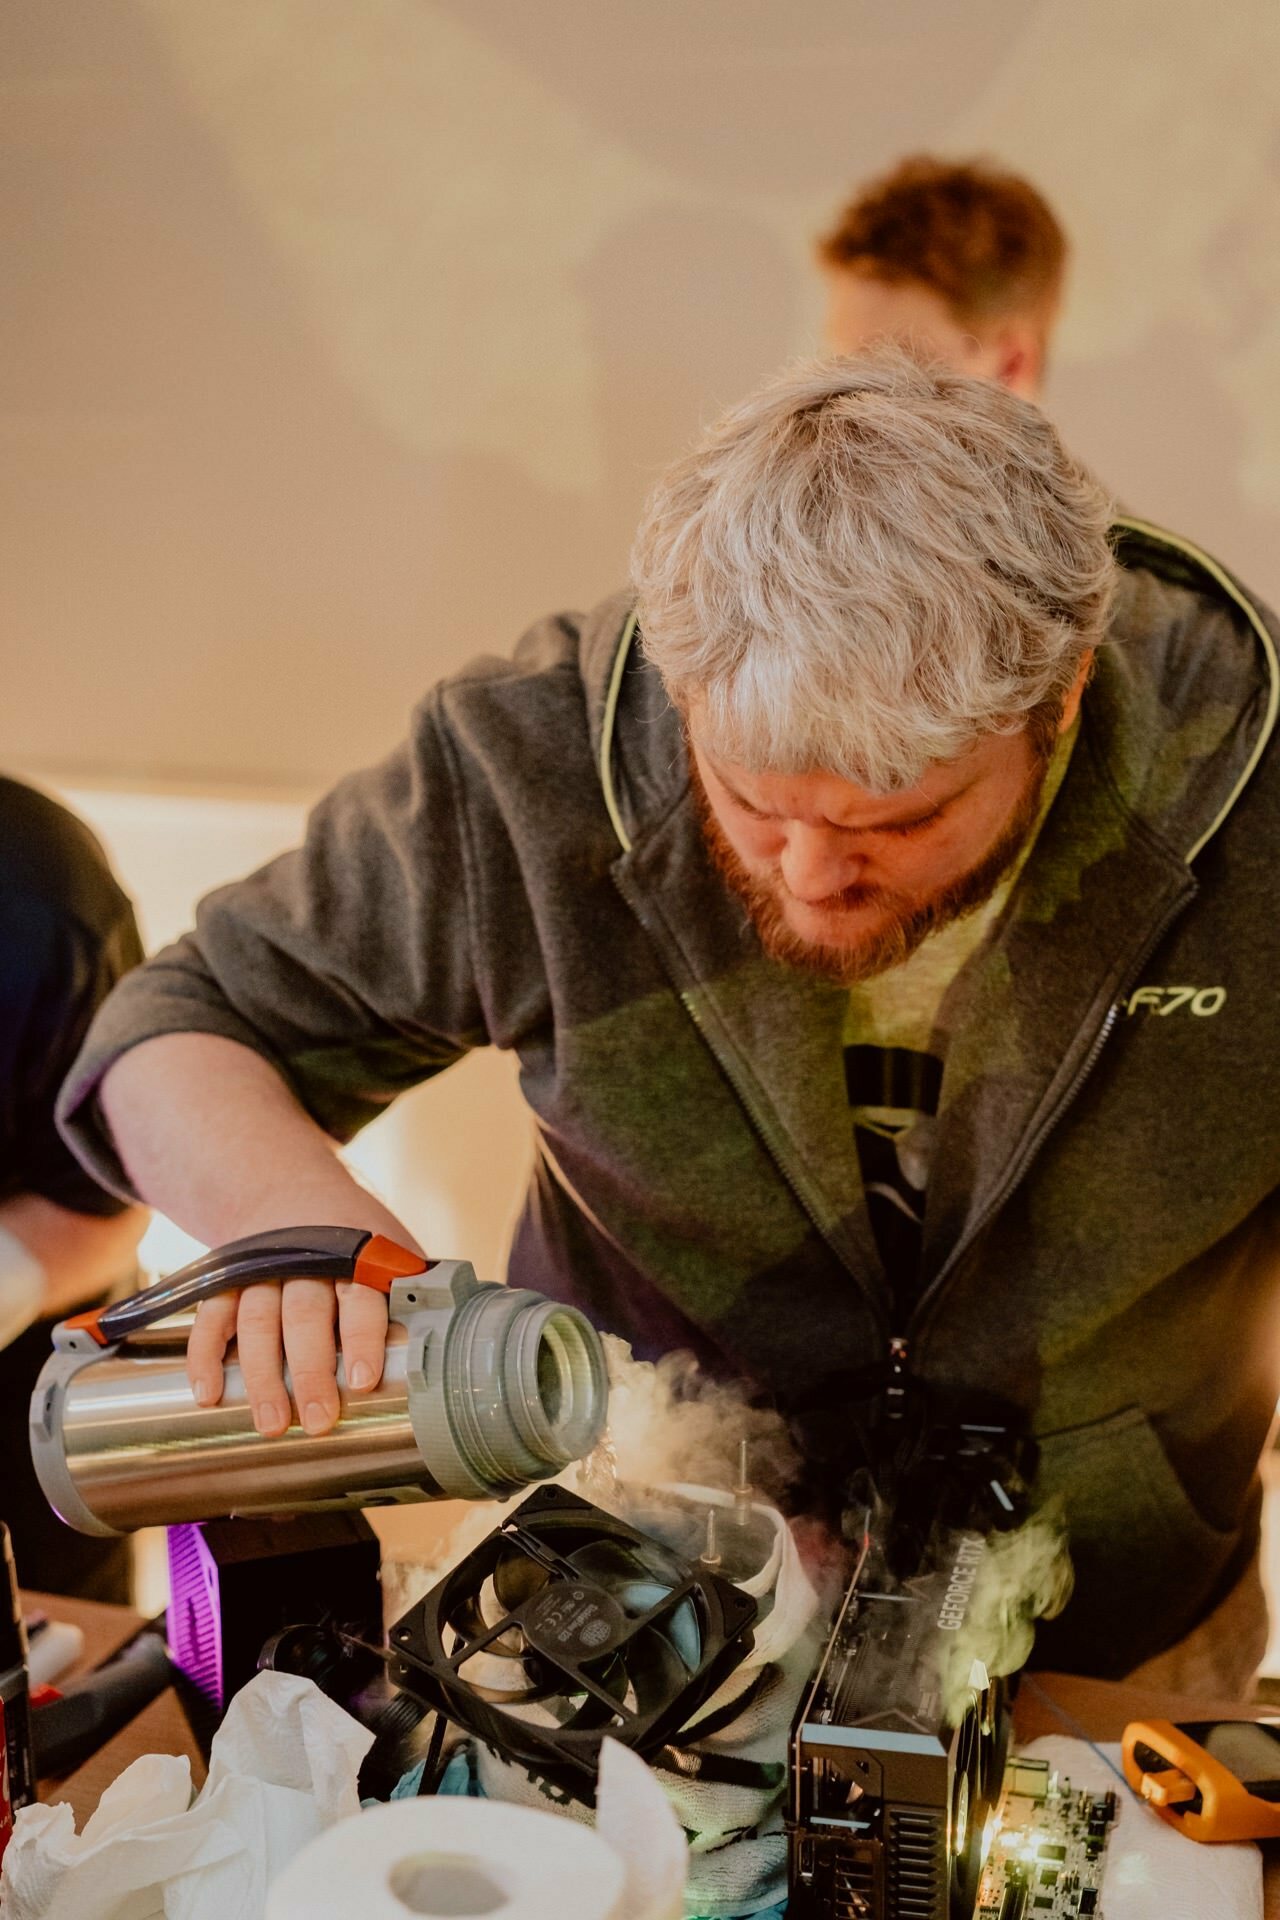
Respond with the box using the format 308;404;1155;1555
581;517;1280;877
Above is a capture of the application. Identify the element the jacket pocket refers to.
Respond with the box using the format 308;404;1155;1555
1030;1404;1242;1678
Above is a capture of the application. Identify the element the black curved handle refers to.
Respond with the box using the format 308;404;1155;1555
83;1226;375;1346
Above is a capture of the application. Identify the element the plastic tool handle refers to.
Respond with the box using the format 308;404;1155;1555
1122;1717;1280;1843
30;1631;174;1775
61;1226;429;1347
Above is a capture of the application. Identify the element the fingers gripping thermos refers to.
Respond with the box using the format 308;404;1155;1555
28;1227;609;1536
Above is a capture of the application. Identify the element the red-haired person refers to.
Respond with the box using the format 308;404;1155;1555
820;155;1067;400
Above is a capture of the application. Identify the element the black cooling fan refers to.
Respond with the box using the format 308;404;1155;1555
387;1483;758;1797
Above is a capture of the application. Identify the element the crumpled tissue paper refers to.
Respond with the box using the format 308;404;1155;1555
1021;1735;1262;1920
0;1670;373;1920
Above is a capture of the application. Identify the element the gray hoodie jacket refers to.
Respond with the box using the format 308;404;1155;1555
59;520;1280;1675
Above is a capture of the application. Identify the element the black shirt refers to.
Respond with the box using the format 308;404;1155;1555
0;778;144;1597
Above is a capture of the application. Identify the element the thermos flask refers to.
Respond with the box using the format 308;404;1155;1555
29;1227;609;1536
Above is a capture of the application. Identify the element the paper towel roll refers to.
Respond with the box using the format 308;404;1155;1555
265;1798;629;1920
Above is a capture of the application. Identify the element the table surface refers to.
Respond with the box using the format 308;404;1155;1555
24;1587;207;1826
23;1590;1280;1914
1016;1672;1280;1917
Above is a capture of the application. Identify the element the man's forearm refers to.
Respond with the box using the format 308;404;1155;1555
98;1032;416;1435
98;1032;416;1250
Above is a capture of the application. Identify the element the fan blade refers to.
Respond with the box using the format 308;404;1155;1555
600;1580;703;1672
463;1676;550;1709
655;1594;703;1673
534;1651;631;1727
949;1703;986;1918
493;1544;554;1616
569;1537;690;1595
563;1543;705;1680
444;1588;492;1643
456;1642;542;1702
565;1541;648;1589
480;1650;628;1723
444;1580;524;1659
613;1621;690;1717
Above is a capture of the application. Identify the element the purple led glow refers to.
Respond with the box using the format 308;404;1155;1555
166;1524;226;1709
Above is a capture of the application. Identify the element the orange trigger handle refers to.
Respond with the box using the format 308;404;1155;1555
351;1235;432;1294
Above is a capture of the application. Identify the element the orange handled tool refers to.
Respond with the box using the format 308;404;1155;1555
1123;1716;1280;1843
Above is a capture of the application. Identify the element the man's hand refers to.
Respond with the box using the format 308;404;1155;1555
99;1032;422;1435
188;1273;393;1436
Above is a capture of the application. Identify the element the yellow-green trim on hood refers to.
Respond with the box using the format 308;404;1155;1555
1112;515;1280;864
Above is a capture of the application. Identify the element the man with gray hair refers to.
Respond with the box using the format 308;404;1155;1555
59;355;1279;1689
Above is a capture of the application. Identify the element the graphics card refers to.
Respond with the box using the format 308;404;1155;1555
785;1391;1066;1920
788;1525;1011;1919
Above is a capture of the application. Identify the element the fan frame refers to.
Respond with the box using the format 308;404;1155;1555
388;1483;758;1798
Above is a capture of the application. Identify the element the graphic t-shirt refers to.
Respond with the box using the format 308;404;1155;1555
843;724;1077;1319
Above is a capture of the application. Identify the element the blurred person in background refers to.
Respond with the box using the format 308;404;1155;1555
1;776;146;1599
819;154;1067;399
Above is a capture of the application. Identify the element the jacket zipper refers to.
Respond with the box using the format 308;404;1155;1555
907;883;1196;1351
676;987;889;1332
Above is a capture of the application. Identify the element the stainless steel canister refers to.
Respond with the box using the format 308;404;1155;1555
30;1259;608;1536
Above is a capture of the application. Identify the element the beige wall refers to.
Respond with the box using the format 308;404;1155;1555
4;0;1278;792
48;779;533;1284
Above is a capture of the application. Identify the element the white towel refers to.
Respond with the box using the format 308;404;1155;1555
475;1485;822;1919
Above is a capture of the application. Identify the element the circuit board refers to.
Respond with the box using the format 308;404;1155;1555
976;1756;1118;1918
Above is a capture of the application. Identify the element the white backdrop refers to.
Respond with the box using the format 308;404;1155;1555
4;0;1278;788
